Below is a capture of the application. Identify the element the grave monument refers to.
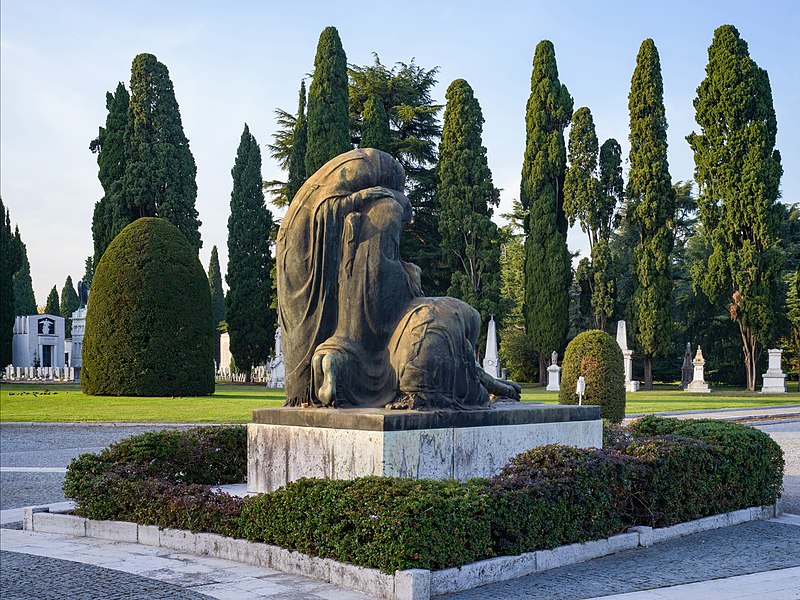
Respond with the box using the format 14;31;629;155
248;149;601;492
546;350;561;391
761;348;787;394
616;320;639;392
686;346;711;393
482;315;500;378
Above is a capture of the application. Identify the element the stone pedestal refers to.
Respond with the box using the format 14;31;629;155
70;307;86;383
546;363;561;391
686;346;711;393
247;404;602;493
761;349;787;394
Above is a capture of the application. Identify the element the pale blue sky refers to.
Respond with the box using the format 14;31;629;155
2;0;798;303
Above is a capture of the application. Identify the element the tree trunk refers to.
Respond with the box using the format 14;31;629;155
539;352;547;387
643;356;653;390
245;366;252;384
740;324;760;392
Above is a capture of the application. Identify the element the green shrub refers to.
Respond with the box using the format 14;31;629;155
559;329;625;422
488;445;631;554
499;325;538;382
630;415;784;508
239;477;493;573
64;425;246;535
81;217;215;396
623;436;724;526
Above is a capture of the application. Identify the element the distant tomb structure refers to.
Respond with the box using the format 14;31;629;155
11;314;66;369
686;346;711;393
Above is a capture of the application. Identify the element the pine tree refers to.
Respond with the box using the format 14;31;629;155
13;235;37;316
226;125;276;382
1;199;21;366
286;81;308;203
123;53;201;250
304;27;350;177
437;79;502;331
207;245;225;365
60;276;79;337
520;40;573;384
360;94;391;152
90;82;132;264
687;25;784;391
44;286;60;317
628;39;675;390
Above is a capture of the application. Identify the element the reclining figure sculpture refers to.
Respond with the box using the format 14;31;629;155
277;148;520;410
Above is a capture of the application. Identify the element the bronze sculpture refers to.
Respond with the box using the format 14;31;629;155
277;148;519;410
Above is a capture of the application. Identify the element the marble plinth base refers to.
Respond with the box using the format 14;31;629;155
247;404;602;493
626;380;640;392
687;380;711;393
761;374;787;394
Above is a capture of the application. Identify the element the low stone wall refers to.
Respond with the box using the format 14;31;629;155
24;499;782;600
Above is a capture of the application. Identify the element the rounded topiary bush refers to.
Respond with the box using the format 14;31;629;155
82;217;214;396
559;329;625;422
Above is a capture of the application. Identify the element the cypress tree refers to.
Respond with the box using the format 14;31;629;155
305;27;351;177
60;276;79;337
687;25;784;391
1;199;21;366
286;81;308;203
13;236;37;316
520;40;573;384
360;94;391;152
226;125;276;382
564;107;600;248
90;82;131;264
437;79;502;326
627;39;675;390
44;286;60;317
83;257;94;289
123;53;201;251
207;245;225;365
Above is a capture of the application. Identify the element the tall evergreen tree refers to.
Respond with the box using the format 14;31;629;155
687;25;784;391
360;94;391;152
564;107;601;248
437;79;502;329
349;56;445;295
123;53;201;250
520;40;573;384
266;80;308;207
44;286;60;317
13;236;37;316
627;39;675;390
60;276;79;337
1;199;22;366
207;245;226;365
305;27;350;177
83;256;94;289
90;82;131;264
226;125;276;382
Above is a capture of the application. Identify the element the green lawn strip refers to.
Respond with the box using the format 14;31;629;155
2;382;798;423
0;383;283;423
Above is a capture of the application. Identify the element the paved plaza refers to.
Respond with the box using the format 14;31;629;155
1;409;799;599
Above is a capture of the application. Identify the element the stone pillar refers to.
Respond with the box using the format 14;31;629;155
70;306;87;383
686;346;711;393
482;315;500;378
761;349;787;394
616;320;639;392
546;350;561;391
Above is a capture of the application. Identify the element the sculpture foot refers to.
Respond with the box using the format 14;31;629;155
312;352;338;407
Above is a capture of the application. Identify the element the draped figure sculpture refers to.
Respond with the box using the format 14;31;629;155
277;148;520;410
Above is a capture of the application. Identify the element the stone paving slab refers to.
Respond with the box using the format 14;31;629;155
0;528;375;599
441;520;800;599
585;566;800;599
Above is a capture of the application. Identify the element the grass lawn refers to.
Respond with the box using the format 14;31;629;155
1;381;797;423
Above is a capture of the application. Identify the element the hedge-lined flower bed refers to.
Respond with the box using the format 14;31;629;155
64;417;784;573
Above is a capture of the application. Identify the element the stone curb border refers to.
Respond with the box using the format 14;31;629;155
23;499;783;600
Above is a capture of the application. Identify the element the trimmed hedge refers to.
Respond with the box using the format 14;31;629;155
81;217;215;397
63;417;783;573
559;329;626;422
239;477;493;572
